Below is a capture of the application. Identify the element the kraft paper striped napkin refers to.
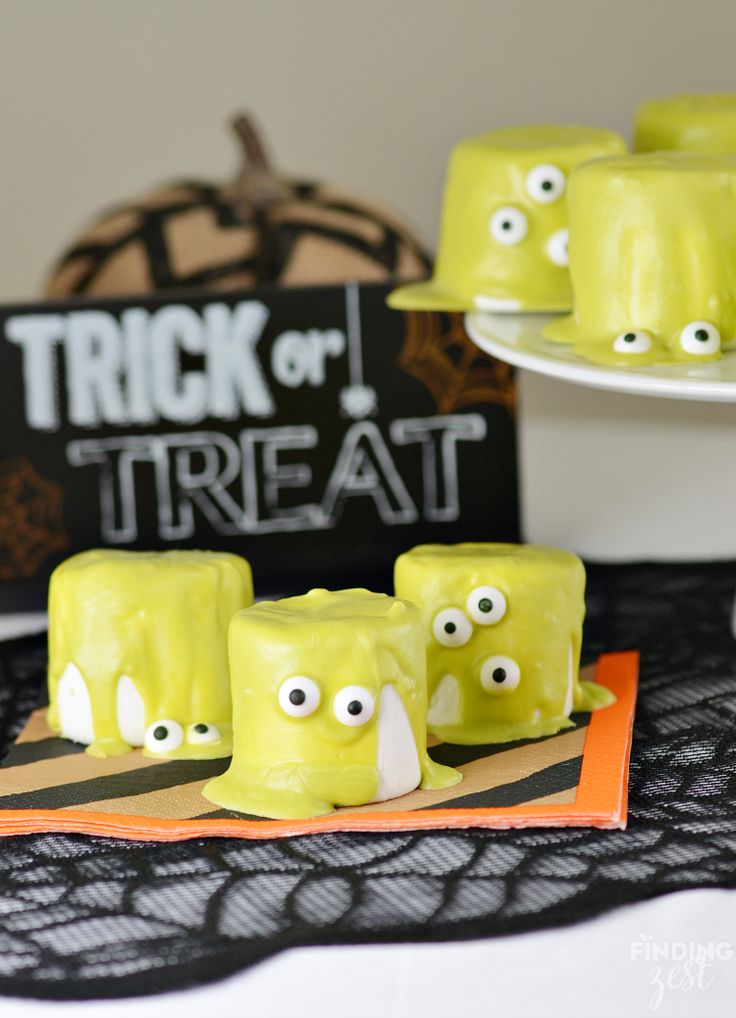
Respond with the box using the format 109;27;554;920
0;652;637;840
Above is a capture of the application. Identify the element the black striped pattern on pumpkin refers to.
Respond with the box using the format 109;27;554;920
44;181;432;298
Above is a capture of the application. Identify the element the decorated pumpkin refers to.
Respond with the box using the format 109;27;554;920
44;114;432;298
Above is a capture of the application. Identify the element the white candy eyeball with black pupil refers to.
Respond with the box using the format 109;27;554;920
333;685;375;727
144;719;183;753
186;722;221;745
613;331;652;354
279;676;321;718
546;229;569;267
489;207;528;245
480;656;521;695
466;586;507;625
432;608;473;647
526;163;566;204
680;321;721;356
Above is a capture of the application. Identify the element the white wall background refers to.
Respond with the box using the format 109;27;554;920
1;0;736;300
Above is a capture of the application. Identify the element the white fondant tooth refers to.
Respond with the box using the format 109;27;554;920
116;674;146;746
372;684;421;803
428;673;461;727
564;643;574;717
473;294;522;312
57;663;95;745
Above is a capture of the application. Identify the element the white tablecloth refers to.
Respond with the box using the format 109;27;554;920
0;888;733;1017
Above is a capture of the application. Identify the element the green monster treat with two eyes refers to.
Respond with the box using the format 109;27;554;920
544;152;736;365
203;588;461;819
394;544;615;745
47;549;253;759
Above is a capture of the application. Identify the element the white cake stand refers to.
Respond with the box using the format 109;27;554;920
465;311;736;403
464;307;736;579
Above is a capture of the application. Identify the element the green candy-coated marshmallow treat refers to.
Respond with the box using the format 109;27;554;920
394;543;615;746
47;549;253;759
636;94;736;156
544;153;736;365
388;125;626;314
203;588;461;819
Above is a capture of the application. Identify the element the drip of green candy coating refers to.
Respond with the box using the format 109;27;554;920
389;124;626;314
544;152;736;365
394;543;615;746
47;550;253;759
204;588;461;819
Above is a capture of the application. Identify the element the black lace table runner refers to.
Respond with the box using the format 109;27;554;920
0;561;734;1000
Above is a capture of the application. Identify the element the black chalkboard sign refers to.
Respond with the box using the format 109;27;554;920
0;282;518;609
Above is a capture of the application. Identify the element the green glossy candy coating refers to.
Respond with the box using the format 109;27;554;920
394;543;615;746
47;549;253;759
636;95;736;155
544;153;736;365
204;588;461;819
389;125;626;314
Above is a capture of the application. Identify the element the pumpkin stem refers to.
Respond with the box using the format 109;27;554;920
227;112;290;214
232;113;271;172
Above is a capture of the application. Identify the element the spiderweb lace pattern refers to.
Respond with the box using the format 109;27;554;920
0;562;734;999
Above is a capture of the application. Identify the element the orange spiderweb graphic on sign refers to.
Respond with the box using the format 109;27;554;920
0;459;70;580
397;311;516;415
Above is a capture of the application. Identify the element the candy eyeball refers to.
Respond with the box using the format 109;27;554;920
613;331;653;354
466;586;507;625
489;207;528;245
432;608;473;647
144;719;183;753
333;685;375;727
546;229;569;267
480;656;521;695
526;164;566;204
279;676;321;718
679;321;721;356
186;722;221;745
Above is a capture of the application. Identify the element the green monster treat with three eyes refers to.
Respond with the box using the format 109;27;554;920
47;549;253;759
394;543;615;745
388;125;626;314
203;588;461;819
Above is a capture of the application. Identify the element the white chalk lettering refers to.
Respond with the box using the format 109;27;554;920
121;308;156;425
150;306;207;424
66;311;128;427
321;421;417;525
391;414;487;521
65;416;486;542
204;302;274;419
68;433;246;542
67;436;147;542
271;328;345;389
5;313;66;430
5;300;276;430
165;434;244;539
240;426;324;532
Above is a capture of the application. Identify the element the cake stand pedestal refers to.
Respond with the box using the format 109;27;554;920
466;310;736;571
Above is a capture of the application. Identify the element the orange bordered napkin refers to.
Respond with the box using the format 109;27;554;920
0;651;637;841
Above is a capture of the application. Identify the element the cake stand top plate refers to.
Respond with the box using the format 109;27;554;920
465;311;736;403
